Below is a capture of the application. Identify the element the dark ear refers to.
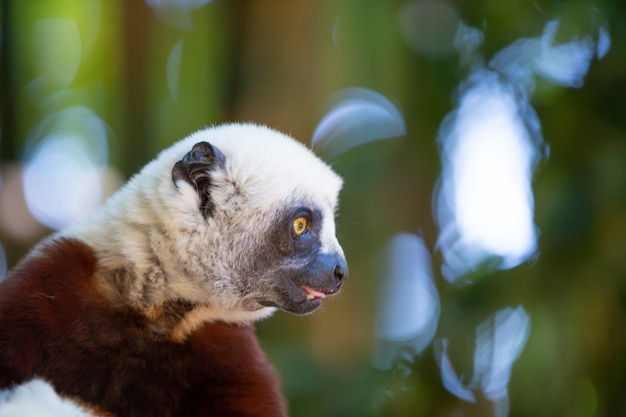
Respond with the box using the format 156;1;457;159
172;141;226;218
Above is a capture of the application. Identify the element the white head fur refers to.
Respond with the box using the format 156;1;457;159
60;123;347;340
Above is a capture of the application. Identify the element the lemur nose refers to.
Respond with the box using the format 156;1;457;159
333;260;348;287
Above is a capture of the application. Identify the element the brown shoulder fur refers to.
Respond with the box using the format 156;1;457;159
0;238;287;417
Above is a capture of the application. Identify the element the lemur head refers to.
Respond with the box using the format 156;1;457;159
68;123;347;328
168;123;348;316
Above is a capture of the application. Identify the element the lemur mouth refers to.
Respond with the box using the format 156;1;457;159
300;285;335;301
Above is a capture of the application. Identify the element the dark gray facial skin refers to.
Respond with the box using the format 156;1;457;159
254;207;348;315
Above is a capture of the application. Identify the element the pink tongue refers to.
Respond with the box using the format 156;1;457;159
301;286;326;300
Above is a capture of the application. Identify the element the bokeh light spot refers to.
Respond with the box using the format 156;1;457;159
373;233;440;369
435;19;610;282
436;71;541;282
473;306;531;403
21;107;111;231
435;306;530;415
312;87;405;159
23;134;103;230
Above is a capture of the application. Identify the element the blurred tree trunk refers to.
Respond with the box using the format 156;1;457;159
122;0;152;176
0;0;16;161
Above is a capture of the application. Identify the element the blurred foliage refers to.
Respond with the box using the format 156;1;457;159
1;1;625;416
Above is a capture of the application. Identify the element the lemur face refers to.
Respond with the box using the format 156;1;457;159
170;125;347;316
254;204;348;314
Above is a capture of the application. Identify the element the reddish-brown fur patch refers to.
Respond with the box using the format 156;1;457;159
0;238;287;416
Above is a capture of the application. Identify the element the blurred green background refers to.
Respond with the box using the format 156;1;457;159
1;1;625;416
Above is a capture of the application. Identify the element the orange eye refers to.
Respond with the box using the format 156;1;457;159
292;217;308;236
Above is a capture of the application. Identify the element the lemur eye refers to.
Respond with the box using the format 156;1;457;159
292;217;308;236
